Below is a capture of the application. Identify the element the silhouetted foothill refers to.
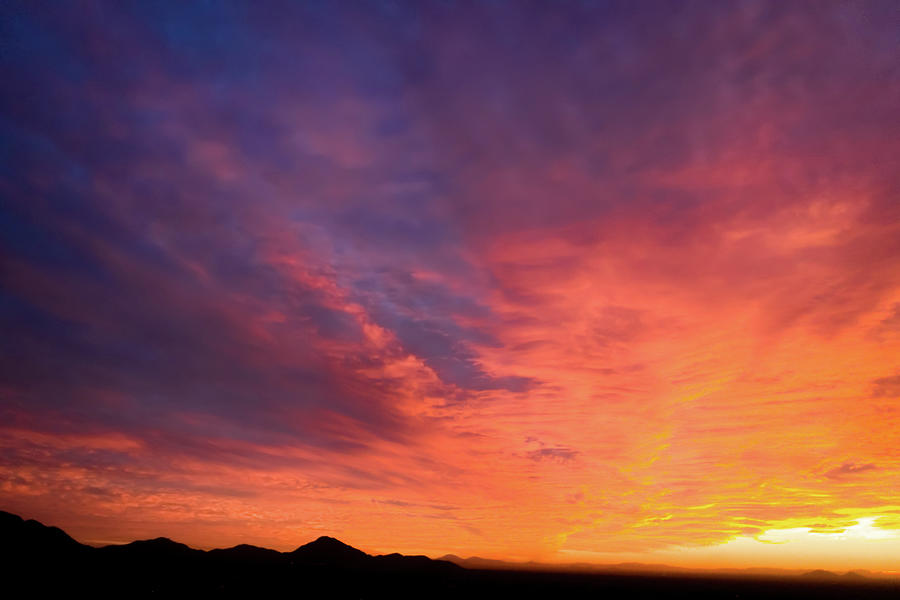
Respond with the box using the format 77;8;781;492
99;536;201;556
374;552;463;574
208;543;285;565
1;510;88;555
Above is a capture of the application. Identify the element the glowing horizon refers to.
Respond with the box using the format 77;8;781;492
1;1;899;572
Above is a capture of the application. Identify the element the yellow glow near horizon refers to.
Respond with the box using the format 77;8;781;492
760;517;897;543
556;515;900;573
641;516;900;571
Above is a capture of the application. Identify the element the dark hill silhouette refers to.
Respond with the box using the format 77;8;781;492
440;554;518;570
2;510;898;599
803;569;840;579
1;509;89;555
99;536;202;555
0;510;462;597
208;543;285;564
802;569;870;581
290;534;369;564
373;552;463;574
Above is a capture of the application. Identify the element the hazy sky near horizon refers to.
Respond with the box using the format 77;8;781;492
2;0;900;569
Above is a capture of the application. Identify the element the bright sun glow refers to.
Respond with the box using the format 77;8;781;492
760;517;897;543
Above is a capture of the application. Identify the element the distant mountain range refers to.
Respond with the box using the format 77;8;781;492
437;552;886;580
3;510;897;599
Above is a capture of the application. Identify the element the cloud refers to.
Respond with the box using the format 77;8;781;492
877;303;900;333
526;447;580;463
872;374;900;398
1;0;899;563
824;463;879;480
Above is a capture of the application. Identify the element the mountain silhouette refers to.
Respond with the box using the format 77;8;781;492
1;509;88;554
0;510;461;597
99;536;201;555
290;534;369;564
207;543;285;565
803;569;840;579
3;510;898;599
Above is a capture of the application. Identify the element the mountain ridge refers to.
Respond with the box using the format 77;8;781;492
0;509;463;596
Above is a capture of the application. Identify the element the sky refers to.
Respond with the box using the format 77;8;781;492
1;0;899;571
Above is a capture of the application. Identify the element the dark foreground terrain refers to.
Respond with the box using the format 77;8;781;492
3;510;898;599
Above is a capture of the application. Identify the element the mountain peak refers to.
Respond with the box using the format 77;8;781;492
291;535;369;563
313;535;347;545
127;536;188;548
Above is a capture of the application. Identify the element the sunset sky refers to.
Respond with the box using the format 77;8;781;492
2;1;900;571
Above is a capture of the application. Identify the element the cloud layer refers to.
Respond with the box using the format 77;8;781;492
1;1;899;566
